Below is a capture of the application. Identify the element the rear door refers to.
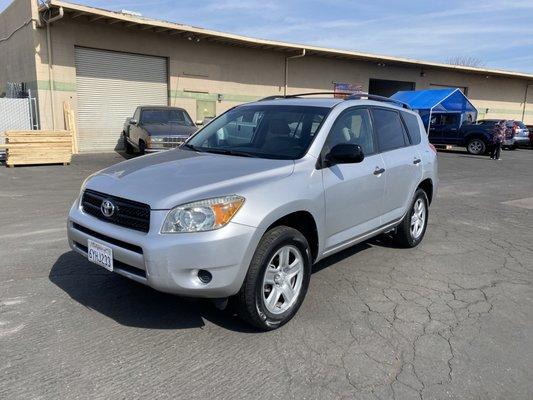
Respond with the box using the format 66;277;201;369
322;107;386;249
372;107;423;223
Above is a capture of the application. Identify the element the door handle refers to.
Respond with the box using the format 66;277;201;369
413;158;422;165
373;167;385;175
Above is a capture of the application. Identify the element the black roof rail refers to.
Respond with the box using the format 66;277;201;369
345;93;412;109
258;91;411;110
259;92;354;101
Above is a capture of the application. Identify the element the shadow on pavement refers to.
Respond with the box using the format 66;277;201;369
51;236;400;332
49;251;257;333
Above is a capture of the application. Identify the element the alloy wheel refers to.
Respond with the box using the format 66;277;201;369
262;245;304;315
410;198;426;239
468;140;484;154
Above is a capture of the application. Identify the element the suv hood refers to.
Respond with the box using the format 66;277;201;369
85;149;294;209
142;123;197;137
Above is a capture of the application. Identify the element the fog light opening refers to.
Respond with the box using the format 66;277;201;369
197;269;212;284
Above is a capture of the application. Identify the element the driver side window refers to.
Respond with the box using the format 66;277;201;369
133;107;140;121
326;108;375;155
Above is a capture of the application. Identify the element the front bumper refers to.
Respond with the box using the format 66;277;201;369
67;199;263;298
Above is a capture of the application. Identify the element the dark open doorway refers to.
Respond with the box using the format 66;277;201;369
369;79;415;97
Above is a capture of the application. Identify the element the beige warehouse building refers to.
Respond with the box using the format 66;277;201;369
1;0;533;152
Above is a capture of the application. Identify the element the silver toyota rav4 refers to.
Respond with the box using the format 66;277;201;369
68;93;438;330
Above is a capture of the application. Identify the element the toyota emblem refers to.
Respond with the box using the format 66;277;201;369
101;200;116;218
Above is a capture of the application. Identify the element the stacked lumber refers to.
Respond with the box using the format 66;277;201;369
63;102;79;154
0;130;73;167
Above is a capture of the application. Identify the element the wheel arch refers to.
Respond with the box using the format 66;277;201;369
417;178;434;205
464;132;489;143
265;211;319;263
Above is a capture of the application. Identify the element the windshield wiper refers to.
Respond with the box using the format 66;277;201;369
202;148;256;158
181;143;200;152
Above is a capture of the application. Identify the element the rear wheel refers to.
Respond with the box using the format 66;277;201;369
236;226;311;330
466;138;486;155
393;188;429;248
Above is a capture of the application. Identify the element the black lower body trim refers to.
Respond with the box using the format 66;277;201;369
72;222;143;254
74;242;147;279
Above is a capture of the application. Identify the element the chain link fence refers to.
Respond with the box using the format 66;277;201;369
0;94;37;160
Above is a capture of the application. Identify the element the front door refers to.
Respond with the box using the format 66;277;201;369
322;107;386;250
428;112;461;145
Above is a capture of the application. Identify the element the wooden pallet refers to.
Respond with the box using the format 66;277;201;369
0;130;73;167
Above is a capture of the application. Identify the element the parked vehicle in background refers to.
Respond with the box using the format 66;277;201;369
428;116;507;155
123;106;197;154
508;120;530;148
68;93;438;330
475;119;529;150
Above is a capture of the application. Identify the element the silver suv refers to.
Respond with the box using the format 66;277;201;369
68;93;438;330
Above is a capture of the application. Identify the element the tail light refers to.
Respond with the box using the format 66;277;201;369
429;143;437;154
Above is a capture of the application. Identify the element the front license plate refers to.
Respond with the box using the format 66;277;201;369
87;239;113;272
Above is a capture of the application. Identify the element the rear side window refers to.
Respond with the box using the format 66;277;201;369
401;111;422;145
372;108;407;152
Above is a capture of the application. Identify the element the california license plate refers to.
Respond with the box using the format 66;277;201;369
87;239;113;272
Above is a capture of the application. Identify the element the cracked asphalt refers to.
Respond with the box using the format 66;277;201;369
1;149;532;399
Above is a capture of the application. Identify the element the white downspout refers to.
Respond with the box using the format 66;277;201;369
44;6;64;130
284;49;306;96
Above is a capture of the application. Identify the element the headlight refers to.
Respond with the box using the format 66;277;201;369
161;195;245;233
150;136;164;143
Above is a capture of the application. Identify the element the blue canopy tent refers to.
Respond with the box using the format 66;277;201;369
391;88;477;132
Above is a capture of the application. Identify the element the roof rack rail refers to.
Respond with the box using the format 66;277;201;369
259;92;353;101
259;91;411;109
345;93;412;109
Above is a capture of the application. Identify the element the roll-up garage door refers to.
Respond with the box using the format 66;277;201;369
75;47;168;152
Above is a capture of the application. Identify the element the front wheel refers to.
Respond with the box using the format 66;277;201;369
393;188;429;248
138;141;146;155
124;136;134;154
466;138;486;155
236;226;311;330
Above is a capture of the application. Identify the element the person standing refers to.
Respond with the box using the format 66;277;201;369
490;120;505;160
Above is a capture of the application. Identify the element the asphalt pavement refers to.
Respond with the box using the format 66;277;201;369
1;148;532;399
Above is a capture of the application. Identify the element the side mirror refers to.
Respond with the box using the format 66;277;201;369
325;144;364;167
130;118;138;125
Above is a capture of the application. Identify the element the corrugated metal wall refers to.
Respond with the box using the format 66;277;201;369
74;47;168;152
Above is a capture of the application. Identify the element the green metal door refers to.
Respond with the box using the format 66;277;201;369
196;100;216;123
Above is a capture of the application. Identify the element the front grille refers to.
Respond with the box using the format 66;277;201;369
162;137;186;148
81;189;150;233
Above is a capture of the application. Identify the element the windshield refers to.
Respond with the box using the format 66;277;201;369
184;105;329;159
141;109;194;126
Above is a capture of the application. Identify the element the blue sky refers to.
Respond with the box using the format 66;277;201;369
3;0;533;73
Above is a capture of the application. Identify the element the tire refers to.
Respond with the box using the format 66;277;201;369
393;188;429;248
510;144;518;150
124;136;134;154
236;226;312;330
138;141;146;155
466;138;486;155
